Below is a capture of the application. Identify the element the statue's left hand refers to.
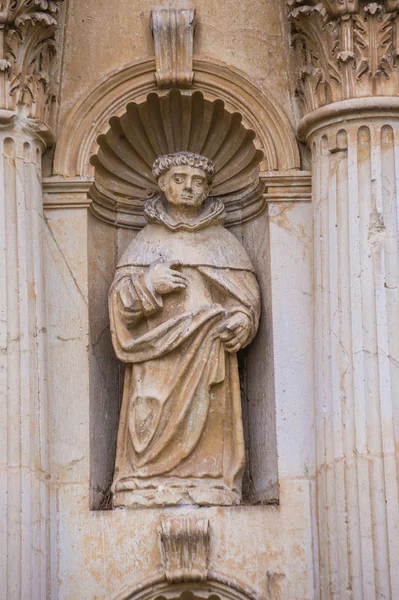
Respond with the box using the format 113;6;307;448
218;312;251;353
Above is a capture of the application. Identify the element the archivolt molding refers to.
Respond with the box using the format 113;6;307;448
112;516;264;600
112;574;264;600
53;56;300;178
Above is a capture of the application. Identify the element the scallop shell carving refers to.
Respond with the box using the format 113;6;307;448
90;88;265;228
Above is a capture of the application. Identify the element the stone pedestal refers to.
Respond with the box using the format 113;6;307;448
0;115;52;598
300;99;399;599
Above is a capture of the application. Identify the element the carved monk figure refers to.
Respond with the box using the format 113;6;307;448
109;152;261;507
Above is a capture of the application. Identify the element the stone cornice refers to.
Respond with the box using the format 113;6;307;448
0;110;54;148
288;0;399;116
41;173;312;219
42;177;93;209
261;171;311;202
298;96;399;140
0;0;63;127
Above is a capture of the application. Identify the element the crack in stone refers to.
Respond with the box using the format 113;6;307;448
45;216;88;307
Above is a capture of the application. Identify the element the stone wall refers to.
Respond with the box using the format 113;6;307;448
1;0;398;598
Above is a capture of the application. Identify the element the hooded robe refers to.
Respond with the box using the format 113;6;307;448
109;197;261;507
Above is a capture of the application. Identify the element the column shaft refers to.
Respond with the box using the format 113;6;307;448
0;130;50;598
311;116;399;599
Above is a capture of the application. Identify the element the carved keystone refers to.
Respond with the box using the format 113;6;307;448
160;516;210;583
150;8;196;87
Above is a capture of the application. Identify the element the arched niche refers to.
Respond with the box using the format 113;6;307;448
112;576;263;600
53;57;300;509
53;56;300;177
89;88;266;228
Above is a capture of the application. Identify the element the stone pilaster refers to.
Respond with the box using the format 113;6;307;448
0;114;53;598
303;104;399;599
289;1;399;598
0;2;63;598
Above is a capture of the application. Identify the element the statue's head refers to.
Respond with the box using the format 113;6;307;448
152;152;215;212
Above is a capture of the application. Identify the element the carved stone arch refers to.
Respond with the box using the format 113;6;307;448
89;87;267;227
112;576;263;600
53;56;300;179
69;56;284;509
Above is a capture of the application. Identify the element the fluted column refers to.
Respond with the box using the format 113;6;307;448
289;0;399;596
301;104;399;599
0;115;53;598
0;2;63;598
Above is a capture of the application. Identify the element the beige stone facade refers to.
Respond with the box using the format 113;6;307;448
0;1;398;599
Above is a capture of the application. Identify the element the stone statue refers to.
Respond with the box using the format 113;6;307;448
109;152;261;508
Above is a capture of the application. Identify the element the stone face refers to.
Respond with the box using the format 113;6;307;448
109;154;261;508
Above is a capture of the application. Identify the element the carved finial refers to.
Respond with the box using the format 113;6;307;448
160;516;210;582
150;8;196;87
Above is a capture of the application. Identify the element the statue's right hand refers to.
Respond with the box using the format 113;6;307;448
148;260;187;296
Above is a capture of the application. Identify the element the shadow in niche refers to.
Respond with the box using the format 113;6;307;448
88;212;127;510
232;212;279;505
88;209;279;510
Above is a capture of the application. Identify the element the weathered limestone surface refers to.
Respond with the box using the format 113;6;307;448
303;107;399;600
109;153;261;508
2;0;398;597
42;190;316;599
0;121;51;599
289;0;399;597
2;0;316;597
0;3;63;598
57;0;296;134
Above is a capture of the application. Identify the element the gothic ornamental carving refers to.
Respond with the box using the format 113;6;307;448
109;151;261;508
288;0;399;114
150;8;196;87
0;0;62;123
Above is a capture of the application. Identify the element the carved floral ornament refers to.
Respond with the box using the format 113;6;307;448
288;0;399;114
0;0;62;124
